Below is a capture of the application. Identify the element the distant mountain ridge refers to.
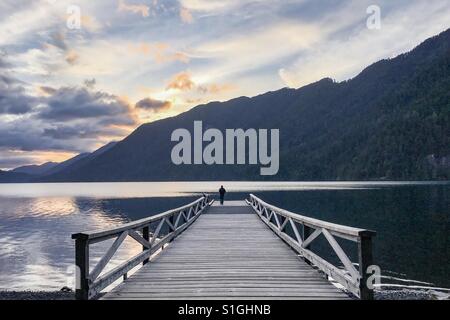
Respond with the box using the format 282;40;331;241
3;29;450;183
0;170;31;183
40;141;117;180
0;142;117;183
12;162;58;175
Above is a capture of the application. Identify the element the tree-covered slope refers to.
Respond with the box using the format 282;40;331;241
45;29;450;182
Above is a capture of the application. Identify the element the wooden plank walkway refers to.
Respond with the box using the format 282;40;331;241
102;201;349;300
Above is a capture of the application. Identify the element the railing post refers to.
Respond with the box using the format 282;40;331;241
75;236;89;300
168;213;175;242
143;226;150;265
358;234;374;300
302;225;314;265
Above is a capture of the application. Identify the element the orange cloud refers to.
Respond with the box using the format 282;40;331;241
130;43;153;55
81;15;102;32
198;83;236;94
173;52;190;63
165;71;237;96
33;150;79;165
185;98;204;104
135;97;172;112
65;50;79;65
166;72;196;91
118;0;150;17
129;42;190;64
152;43;171;63
180;7;194;24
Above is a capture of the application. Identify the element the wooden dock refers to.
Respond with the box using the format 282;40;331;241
72;196;376;300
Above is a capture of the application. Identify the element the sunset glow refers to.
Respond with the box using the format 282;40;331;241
1;0;449;169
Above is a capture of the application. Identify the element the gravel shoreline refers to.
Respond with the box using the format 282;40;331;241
0;289;447;300
0;291;74;300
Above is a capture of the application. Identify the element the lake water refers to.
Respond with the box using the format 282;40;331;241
0;182;448;292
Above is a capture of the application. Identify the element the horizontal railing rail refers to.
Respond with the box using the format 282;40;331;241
247;194;376;299
72;195;212;300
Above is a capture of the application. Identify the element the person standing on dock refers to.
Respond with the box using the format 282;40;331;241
219;186;226;205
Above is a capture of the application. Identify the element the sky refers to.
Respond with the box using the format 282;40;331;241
0;0;449;169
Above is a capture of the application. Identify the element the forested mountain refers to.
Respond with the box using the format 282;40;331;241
39;141;117;180
12;162;58;176
0;170;32;183
33;29;450;181
0;142;117;183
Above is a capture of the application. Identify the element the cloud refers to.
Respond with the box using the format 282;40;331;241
1;0;450;168
166;71;196;91
42;123;128;140
37;87;135;124
179;0;255;13
165;70;237;98
191;22;323;81
0;88;35;115
135;97;172;112
0;149;75;169
118;0;150;17
0;51;11;69
197;83;236;94
0;76;136;162
129;42;191;64
84;78;97;89
279;1;450;87
173;52;190;63
0;63;36;115
44;32;81;66
27;30;80;72
0;151;39;169
65;50;79;65
80;14;103;33
180;7;194;24
0;1;59;46
47;32;68;51
38;86;57;96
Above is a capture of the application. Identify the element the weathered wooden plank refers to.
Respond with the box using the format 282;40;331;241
125;280;329;285
102;205;349;300
105;292;348;298
105;296;351;301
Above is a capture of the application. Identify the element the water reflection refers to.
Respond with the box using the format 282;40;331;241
1;181;448;199
0;182;448;291
0;195;198;291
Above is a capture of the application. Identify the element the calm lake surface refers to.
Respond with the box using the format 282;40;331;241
0;181;448;291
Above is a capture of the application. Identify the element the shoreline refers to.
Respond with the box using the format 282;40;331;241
0;291;74;300
0;289;447;300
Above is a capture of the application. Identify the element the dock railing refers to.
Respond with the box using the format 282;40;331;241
72;195;211;300
247;194;376;299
